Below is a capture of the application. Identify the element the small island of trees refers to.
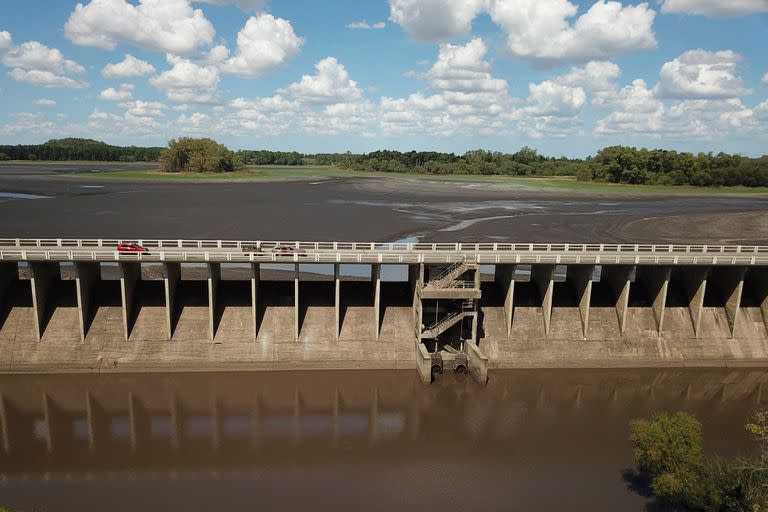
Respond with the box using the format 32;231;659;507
160;137;244;173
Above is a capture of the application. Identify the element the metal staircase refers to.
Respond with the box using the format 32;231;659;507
421;311;472;339
426;260;478;289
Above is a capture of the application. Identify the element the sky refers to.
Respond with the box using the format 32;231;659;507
0;0;767;157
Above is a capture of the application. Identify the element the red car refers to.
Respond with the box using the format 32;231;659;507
117;243;150;254
271;245;306;256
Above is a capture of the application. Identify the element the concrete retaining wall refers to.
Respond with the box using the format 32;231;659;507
0;262;766;375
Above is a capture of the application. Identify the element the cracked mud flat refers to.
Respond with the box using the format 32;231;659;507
0;166;765;244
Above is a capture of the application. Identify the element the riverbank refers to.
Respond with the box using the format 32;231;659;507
70;165;768;195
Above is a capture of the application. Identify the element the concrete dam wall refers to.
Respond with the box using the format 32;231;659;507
0;239;767;383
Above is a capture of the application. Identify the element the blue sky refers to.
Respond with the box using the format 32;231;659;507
0;0;767;157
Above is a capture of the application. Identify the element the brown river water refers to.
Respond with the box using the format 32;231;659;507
0;368;764;511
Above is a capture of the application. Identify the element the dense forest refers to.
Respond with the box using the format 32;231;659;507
1;138;766;187
0;138;163;162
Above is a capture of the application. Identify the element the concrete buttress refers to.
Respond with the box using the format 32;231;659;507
207;263;221;341
119;262;140;341
532;265;555;336
680;267;709;338
569;265;595;339
163;262;180;340
75;262;100;342
603;266;635;335
30;262;58;342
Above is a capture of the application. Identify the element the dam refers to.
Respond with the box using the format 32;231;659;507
0;238;767;384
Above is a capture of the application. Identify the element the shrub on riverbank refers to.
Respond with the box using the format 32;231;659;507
160;138;244;173
630;410;768;510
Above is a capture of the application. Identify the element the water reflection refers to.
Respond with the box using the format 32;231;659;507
0;369;764;511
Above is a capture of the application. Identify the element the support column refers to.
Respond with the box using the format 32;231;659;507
710;267;746;339
373;264;381;340
251;263;259;341
532;265;555;336
334;264;340;339
294;263;300;341
30;262;58;342
750;268;768;333
411;264;424;339
639;267;670;334
75;262;99;342
119;262;140;341
569;265;594;339
0;263;16;317
680;267;709;338
603;266;634;335
163;262;180;340
207;263;221;341
494;265;515;338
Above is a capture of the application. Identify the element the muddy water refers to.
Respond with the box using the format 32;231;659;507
0;368;764;511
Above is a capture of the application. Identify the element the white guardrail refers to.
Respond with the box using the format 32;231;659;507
0;239;767;266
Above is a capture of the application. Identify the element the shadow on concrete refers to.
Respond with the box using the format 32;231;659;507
340;282;374;335
215;281;251;337
298;282;334;336
513;282;541;307
0;279;32;330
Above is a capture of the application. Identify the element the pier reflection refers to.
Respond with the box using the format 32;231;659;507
0;369;765;477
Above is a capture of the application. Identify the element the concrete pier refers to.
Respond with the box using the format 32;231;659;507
30;262;58;341
75;262;99;342
207;263;220;341
532;265;554;336
119;262;140;341
164;263;180;340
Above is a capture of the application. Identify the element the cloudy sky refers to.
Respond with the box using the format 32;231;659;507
0;0;767;156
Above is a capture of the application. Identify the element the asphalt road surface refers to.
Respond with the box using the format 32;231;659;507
1;164;766;244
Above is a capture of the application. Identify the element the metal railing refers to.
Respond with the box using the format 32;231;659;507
1;248;766;266
1;238;767;255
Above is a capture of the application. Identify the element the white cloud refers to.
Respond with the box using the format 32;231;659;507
762;72;768;85
220;14;303;78
523;81;586;116
660;0;768;17
2;41;85;74
99;84;134;101
230;94;300;113
65;0;215;55
416;38;508;94
594;78;761;139
595;79;663;135
347;21;387;29
555;60;620;93
388;0;487;42
35;99;56;106
0;31;11;54
150;56;220;103
2;112;56;136
489;0;657;66
196;0;268;12
381;38;514;137
9;69;88;89
655;49;751;99
102;54;156;78
281;57;363;104
119;100;167;118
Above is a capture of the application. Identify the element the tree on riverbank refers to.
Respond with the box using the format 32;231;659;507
630;410;768;510
160;138;244;173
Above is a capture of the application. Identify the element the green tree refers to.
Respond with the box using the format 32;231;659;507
630;411;710;508
160;138;244;173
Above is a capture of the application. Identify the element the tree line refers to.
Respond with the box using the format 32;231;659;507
0;138;163;162
2;138;766;187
